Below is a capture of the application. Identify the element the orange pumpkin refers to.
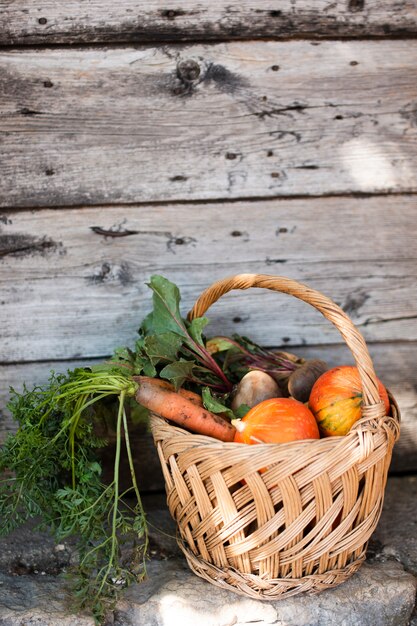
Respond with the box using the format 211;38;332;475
309;365;390;437
233;398;320;444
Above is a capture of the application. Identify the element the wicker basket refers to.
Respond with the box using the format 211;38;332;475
150;274;400;600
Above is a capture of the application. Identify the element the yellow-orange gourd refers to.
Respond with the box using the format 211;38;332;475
309;365;390;437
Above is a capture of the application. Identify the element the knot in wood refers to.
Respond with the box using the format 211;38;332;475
348;0;365;11
177;59;201;83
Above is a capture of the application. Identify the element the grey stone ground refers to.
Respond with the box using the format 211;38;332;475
0;477;416;626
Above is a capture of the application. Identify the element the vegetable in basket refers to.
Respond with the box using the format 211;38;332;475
232;398;320;444
309;365;390;437
230;370;282;413
134;376;235;441
287;359;328;402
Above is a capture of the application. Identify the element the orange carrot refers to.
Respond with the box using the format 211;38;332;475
132;376;235;442
176;388;204;407
143;377;203;407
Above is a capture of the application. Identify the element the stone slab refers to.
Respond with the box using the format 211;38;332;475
0;479;416;625
372;475;417;577
0;559;415;626
0;572;94;625
115;559;416;626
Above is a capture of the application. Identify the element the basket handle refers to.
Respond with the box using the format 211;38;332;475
188;273;386;421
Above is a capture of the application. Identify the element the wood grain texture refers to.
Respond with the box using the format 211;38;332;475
1;1;416;45
1;40;416;208
1;342;415;475
1;197;416;363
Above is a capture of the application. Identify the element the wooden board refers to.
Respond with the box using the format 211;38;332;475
1;196;416;363
1;342;416;476
1;1;417;45
1;40;416;208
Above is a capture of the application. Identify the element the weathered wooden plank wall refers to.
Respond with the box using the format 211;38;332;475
1;198;416;361
1;41;417;208
1;1;416;476
1;1;417;45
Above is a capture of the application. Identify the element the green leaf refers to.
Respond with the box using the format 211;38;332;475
90;361;132;377
88;461;102;476
128;345;154;376
135;276;233;393
142;362;156;377
112;346;134;362
138;311;155;337
201;387;235;420
159;360;195;390
147;275;187;338
187;316;209;347
206;336;237;354
143;332;182;366
234;404;250;418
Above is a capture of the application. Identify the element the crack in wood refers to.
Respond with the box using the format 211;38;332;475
265;257;288;264
19;108;44;116
253;104;308;119
0;234;63;259
362;314;417;326
269;129;302;143
90;226;139;238
169;175;188;182
88;226;197;253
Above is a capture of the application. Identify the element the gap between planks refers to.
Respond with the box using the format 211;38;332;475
1;0;417;46
3;190;417;216
3;34;417;53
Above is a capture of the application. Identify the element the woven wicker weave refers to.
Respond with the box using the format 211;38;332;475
150;274;400;599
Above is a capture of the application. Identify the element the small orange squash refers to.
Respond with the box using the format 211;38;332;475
233;398;320;444
309;365;390;437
